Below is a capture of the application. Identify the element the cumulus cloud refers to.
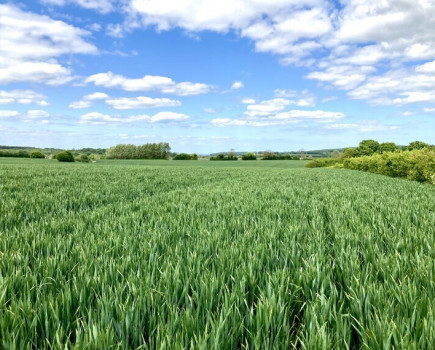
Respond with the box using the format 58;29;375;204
0;90;49;106
69;92;109;109
0;109;50;123
85;72;212;95
212;109;344;127
0;4;97;85
79;111;189;124
325;121;399;132
69;93;181;110
124;0;435;105
242;98;256;104
105;97;181;109
231;81;244;90
84;92;110;100
69;100;92;109
0;110;19;118
41;0;114;13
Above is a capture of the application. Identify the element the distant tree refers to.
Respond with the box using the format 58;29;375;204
405;141;434;151
242;152;257;160
379;142;399;153
106;144;137;159
30;151;45;158
173;153;198;160
341;148;356;158
262;151;277;160
330;150;341;158
355;140;380;156
227;149;238;160
77;154;90;162
56;151;75;162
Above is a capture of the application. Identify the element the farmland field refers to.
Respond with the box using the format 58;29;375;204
1;158;434;349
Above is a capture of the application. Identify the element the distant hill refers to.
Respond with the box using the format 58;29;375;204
0;145;106;155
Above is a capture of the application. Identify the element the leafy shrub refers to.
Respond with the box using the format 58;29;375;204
242;152;257;160
262;151;278;160
173;153;198;160
56;151;75;162
210;153;237;161
0;150;30;158
30;151;45;159
76;154;90;163
343;149;435;184
305;158;342;168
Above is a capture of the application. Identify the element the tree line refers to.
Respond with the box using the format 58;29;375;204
105;143;171;159
306;140;435;184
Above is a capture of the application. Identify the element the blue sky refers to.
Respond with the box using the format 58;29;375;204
0;0;434;153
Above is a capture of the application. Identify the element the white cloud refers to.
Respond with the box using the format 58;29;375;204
423;107;435;113
245;95;316;118
0;110;19;118
41;0;114;13
106;23;124;38
321;96;337;103
242;98;256;104
212;109;344;127
79;111;189;124
0;4;97;85
68;92;109;109
26;110;50;119
231;81;244;90
105;96;181;109
85;72;212;95
204;108;217;113
0;90;49;106
125;0;435;106
127;0;332;63
0;109;50;123
84;92;110;100
274;89;316;106
325;121;398;132
69;100;92;109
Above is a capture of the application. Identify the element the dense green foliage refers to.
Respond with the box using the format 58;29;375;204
262;151;300;160
0;150;30;158
29;151;45;159
173;153;198;160
343;149;435;184
404;141;435;151
55;151;75;162
76;154;90;163
305;158;342;168
210;153;238;160
106;143;171;159
306;140;435;184
241;152;257;160
0;158;434;349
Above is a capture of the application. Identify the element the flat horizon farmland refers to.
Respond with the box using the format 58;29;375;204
1;158;434;349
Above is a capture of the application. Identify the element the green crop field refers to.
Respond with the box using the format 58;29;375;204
1;158;434;349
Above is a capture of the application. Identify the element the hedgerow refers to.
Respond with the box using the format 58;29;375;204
343;149;435;184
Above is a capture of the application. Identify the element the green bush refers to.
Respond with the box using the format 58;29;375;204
0;150;30;158
242;152;257;160
343;149;435;184
56;151;75;162
305;158;342;168
30;151;45;159
76;154;90;163
173;153;198;160
210;153;237;161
